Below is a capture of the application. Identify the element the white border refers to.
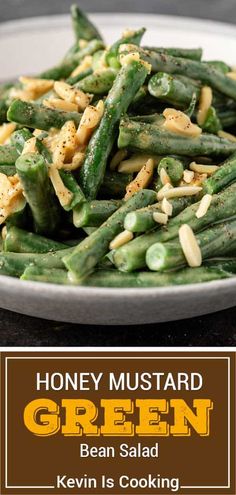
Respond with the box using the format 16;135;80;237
2;353;232;492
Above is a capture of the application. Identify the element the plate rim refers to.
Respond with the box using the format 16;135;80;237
1;12;236;37
0;12;236;298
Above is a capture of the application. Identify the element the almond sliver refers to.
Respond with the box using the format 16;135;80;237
179;224;202;267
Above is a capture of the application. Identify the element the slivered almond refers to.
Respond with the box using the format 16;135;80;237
153;211;168;225
0;193;25;225
158;185;201;200
109;230;133;250
183;169;194;184
49;165;73;207
54;81;91;111
197;86;212;126
53;121;77;167
227;71;236;80
33;129;43;137
161;197;173;216
62;121;77;157
71;55;93;77
43;98;78;112
0;123;16;145
120;52;140;66
79;39;88;49
122;29;136;38
160;167;171;185
156;183;173;201
179;224;202;267
218;130;236;142
118;154;158;174
163;108;202;137
0;173;17;208
1;226;7;240
62;151;85;171
53;81;75;101
19;77;54;99
196;194;212;219
125;158;154;200
119;51;152;72
0;173;23;211
9;87;34;102
189;162;219;175
96;99;105;119
110;149;128;170
22;137;37;155
76;103;104;147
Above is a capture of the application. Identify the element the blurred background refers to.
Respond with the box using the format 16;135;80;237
1;0;236;24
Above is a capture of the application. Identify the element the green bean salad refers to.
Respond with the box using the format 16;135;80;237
1;5;236;287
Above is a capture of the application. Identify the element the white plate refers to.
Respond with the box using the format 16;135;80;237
1;13;236;325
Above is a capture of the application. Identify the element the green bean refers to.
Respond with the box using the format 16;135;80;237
205;258;236;273
0;84;12;122
113;179;236;272
21;266;70;284
217;108;236;128
157;156;184;184
35;137;86;211
129;86;148;111
98;171;133;199
0;247;74;278
123;196;192;233
201;106;222;134
7;100;82;131
66;68;93;85
125;46;236;101
82;226;97;236
185;92;198;118
92;50;106;70
21;262;236;286
162;181;236;244
106;28;146;69
124;203;161;232
79;60;150;200
59;170;86;211
5;196;28;230
73;199;122;227
63;189;157;281
4;226;67;253
202;153;236;194
204;60;230;74
131;113;164;125
77;68;117;94
0;165;16;176
71;4;103;42
64;5;103;61
16;153;60;235
0;100;8;124
40;39;104;80
10;128;33;153
148;72;200;107
0;129;33;174
146;219;236;271
118;118;236;157
143;47;203;61
86;262;234;286
0;145;18;166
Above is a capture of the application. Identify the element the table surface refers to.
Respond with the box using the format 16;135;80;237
1;0;236;346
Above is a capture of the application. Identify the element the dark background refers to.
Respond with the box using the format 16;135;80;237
1;0;236;346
